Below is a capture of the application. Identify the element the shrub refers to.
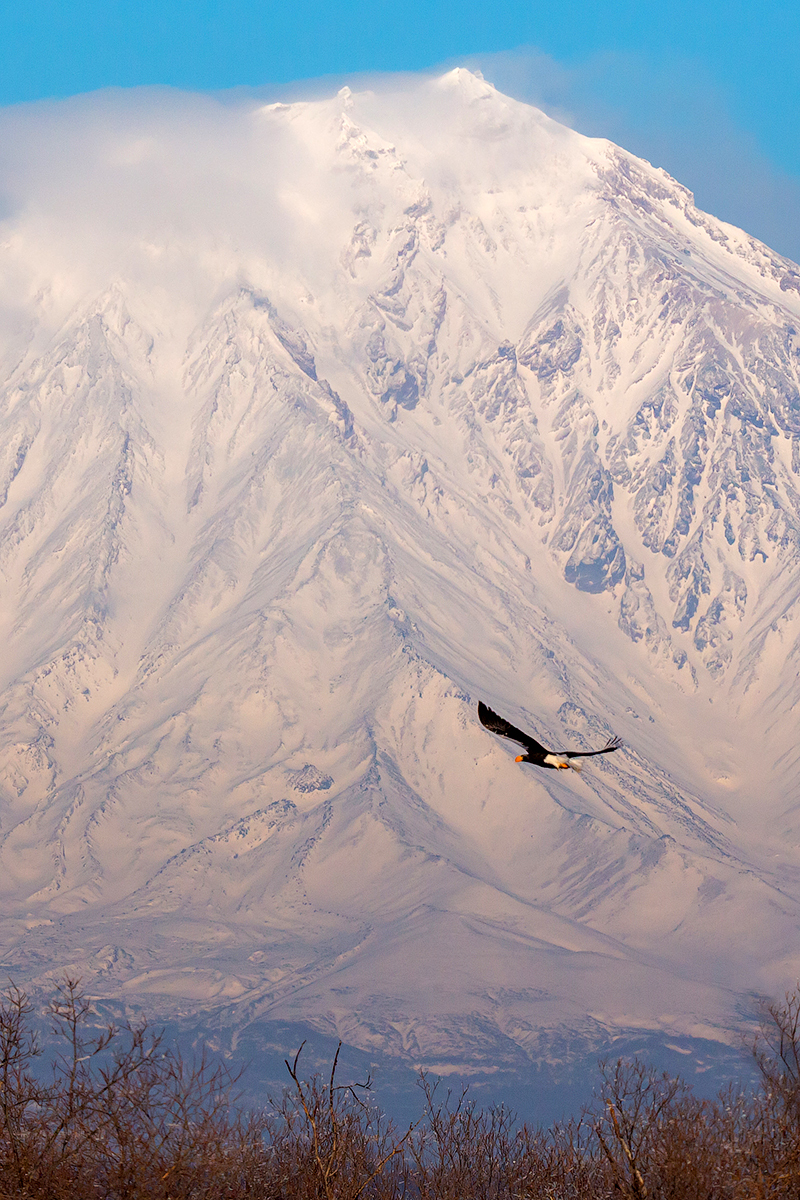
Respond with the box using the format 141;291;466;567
1;977;800;1197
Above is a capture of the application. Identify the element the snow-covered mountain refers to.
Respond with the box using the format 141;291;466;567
1;68;800;1076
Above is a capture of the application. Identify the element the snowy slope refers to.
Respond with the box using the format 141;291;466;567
1;69;800;1069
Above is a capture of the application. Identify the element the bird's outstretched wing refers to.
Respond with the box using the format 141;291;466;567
478;702;550;755
562;735;622;759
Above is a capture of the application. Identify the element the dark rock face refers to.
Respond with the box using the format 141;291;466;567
564;530;626;594
365;328;420;412
289;765;334;793
518;307;583;381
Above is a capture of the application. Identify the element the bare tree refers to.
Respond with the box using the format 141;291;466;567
0;981;45;1193
4;974;800;1198
0;976;260;1199
274;1039;414;1199
754;985;800;1117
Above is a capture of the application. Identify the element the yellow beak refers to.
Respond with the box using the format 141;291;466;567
515;755;524;762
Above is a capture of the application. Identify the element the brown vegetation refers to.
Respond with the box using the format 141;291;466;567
1;977;800;1197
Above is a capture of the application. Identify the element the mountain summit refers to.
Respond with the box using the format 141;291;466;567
1;70;800;1072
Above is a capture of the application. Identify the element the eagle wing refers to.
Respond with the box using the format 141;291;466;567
563;735;622;759
478;702;550;755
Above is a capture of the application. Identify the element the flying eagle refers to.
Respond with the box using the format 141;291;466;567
478;701;621;771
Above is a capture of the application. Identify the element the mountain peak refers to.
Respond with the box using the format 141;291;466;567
0;72;799;1076
437;65;493;94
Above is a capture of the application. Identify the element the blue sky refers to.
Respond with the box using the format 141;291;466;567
2;0;799;261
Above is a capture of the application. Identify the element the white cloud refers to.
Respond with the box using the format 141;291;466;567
0;54;797;364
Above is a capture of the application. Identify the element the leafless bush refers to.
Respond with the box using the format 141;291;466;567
265;1040;412;1199
754;986;800;1117
407;1074;522;1198
2;976;800;1198
0;976;259;1199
